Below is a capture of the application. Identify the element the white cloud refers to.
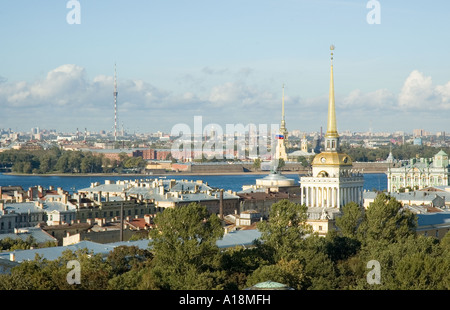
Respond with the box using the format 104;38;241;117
398;70;434;109
1;65;449;133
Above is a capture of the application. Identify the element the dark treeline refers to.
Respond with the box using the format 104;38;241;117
1;144;449;174
0;147;146;174
0;194;449;290
340;143;450;162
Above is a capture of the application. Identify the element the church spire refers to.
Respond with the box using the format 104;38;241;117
324;45;339;152
326;45;338;138
281;84;285;125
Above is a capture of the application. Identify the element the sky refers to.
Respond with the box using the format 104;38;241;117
0;0;450;135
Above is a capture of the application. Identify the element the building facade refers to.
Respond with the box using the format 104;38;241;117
386;150;450;192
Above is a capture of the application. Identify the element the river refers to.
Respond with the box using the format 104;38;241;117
0;173;387;193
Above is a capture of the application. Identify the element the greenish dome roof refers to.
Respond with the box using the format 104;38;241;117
245;280;294;290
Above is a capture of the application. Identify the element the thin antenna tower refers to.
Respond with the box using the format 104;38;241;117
114;63;118;142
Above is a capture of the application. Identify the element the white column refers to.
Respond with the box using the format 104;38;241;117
331;187;336;208
326;187;330;208
308;186;311;207
338;187;342;208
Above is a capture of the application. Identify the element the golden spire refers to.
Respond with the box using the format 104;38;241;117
281;84;285;123
280;84;287;132
326;45;339;138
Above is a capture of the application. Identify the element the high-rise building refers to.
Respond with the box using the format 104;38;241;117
300;46;364;235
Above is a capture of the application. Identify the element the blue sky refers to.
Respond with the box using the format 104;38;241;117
0;0;450;134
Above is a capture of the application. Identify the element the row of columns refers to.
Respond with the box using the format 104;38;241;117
388;173;447;192
301;185;363;208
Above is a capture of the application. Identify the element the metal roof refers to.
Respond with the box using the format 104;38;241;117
0;229;262;262
416;212;450;227
0;226;57;244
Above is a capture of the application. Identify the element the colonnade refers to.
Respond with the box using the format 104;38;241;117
301;185;363;208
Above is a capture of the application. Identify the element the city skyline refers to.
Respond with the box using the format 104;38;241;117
1;1;450;134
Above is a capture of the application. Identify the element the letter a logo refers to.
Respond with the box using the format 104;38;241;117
366;260;381;285
66;0;81;25
67;260;81;284
366;0;381;25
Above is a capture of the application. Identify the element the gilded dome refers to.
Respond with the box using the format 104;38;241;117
312;151;353;166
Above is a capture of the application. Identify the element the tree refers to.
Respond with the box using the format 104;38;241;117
257;199;311;262
246;259;304;290
357;192;417;245
219;245;273;290
252;158;261;170
277;158;285;170
356;235;450;289
297;156;309;167
335;202;364;239
148;203;224;289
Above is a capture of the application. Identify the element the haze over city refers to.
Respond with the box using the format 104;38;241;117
1;1;449;134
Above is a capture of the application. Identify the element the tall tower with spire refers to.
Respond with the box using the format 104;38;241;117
280;84;288;143
324;45;339;152
113;63;118;142
275;84;288;161
300;46;364;235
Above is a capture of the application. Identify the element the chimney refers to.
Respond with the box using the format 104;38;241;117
120;202;124;242
169;179;176;189
144;214;151;225
219;190;224;220
62;193;68;204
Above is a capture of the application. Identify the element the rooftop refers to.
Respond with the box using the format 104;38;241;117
0;229;262;262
